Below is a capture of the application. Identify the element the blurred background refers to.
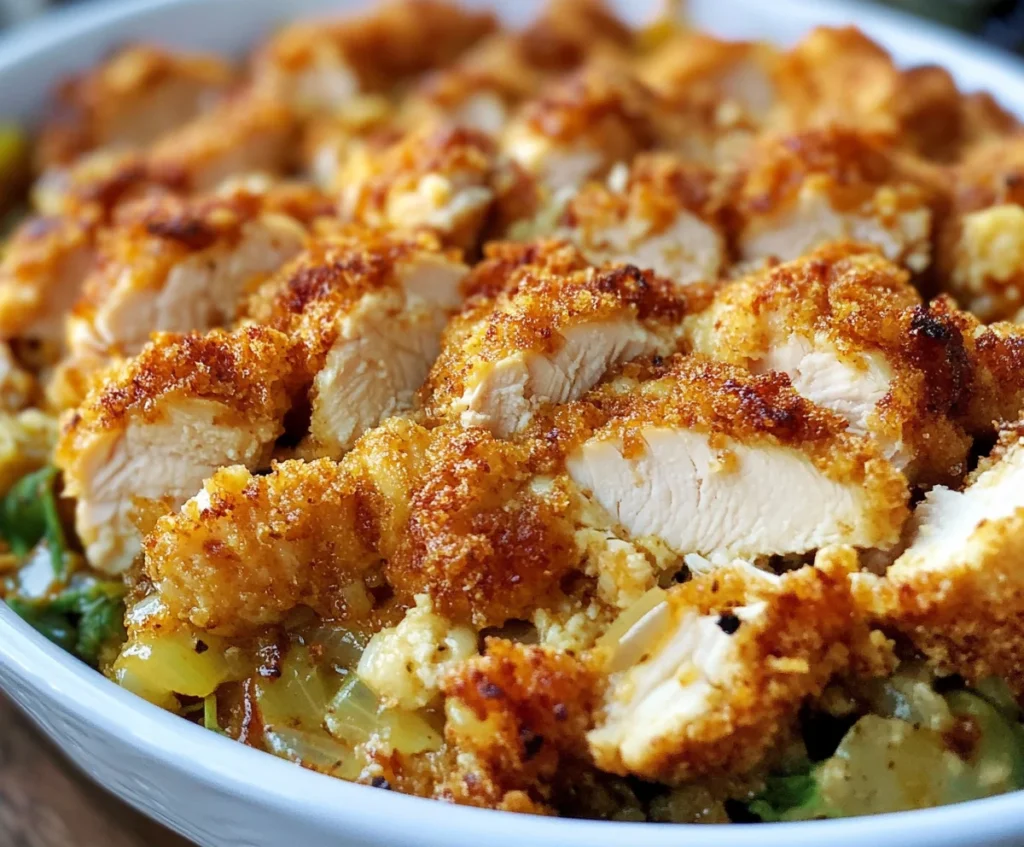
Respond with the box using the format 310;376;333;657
3;0;1024;52
2;0;1024;51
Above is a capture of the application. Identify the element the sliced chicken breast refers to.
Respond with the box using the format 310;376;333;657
247;227;468;456
559;153;727;287
338;123;535;250
424;240;697;437
867;425;1024;696
145;90;296;194
253;0;495;115
37;44;233;170
0;214;95;344
55;325;306;574
501;61;668;194
588;552;863;783
552;353;909;561
66;185;318;372
685;244;974;485
731;128;937;271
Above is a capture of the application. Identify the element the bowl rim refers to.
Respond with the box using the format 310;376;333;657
2;0;1024;844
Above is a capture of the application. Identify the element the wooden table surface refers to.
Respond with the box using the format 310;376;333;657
0;693;192;847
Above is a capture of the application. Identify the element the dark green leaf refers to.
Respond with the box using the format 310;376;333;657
7;597;77;653
6;580;126;666
747;763;829;822
0;466;67;577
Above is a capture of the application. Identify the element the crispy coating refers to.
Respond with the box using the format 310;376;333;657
537;352;909;503
68;186;315;362
501;60;673;192
424;240;698;435
588;552;864;783
924;295;1024;436
441;639;602;807
144;458;379;635
868;426;1024;697
37;44;234;170
57;325;305;441
0;213;95;342
338;123;537;250
145;90;297;193
56;325;308;573
685;244;974;485
774;27;1017;161
729;127;940;270
246;226;460;345
355;419;582;628
936;136;1024;321
560;153;728;286
254;0;496;112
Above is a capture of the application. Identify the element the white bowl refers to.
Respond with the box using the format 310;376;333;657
2;1;1024;845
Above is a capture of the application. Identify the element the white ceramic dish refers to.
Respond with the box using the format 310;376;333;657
2;1;1024;845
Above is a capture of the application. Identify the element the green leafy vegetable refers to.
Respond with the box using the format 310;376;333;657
748;763;831;822
8;580;126;666
0;466;67;576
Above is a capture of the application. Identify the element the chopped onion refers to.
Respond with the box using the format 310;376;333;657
255;644;335;732
113;630;243;705
265;727;362;781
326;674;443;755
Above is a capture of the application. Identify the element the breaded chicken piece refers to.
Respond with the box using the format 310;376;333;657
441;639;601;808
337;123;536;250
639;33;780;126
559;153;727;287
924;295;1024;438
936;136;1024;321
253;0;495;115
546;353;909;561
355;418;582;628
501;61;671;194
37;44;234;170
588;552;861;783
776;27;1018;161
402;35;545;137
730;128;937;271
33;90;296;222
65;182;322;373
685;245;973;484
144;458;378;635
31;148;178;220
402;0;634;137
423;240;698;437
146;416;581;632
55;326;306;574
0;213;95;342
247;227;467;457
867;425;1024;697
145;90;296;194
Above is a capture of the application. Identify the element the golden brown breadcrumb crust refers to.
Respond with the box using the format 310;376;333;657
686;244;974;485
590;553;868;783
533;352;910;503
56;325;306;446
357;420;581;628
338;122;537;250
423;240;700;425
144;458;380;635
256;0;496;98
36;44;234;170
441;639;602;807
